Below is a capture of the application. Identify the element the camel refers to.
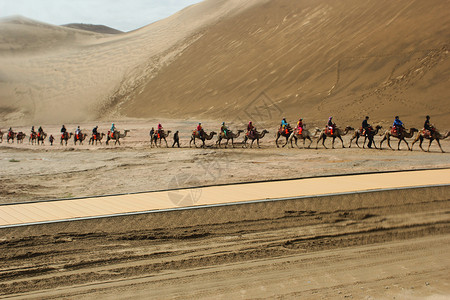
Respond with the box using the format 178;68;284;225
243;130;269;148
216;130;244;148
60;132;73;146
190;130;217;148
275;125;294;148
16;132;26;144
106;130;130;145
379;127;418;151
349;125;383;149
315;126;354;149
288;127;321;149
7;131;16;143
73;133;87;145
37;132;47;145
29;132;37;145
151;130;172;148
89;133;105;145
411;129;450;153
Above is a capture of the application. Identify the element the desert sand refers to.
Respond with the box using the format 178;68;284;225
0;0;449;298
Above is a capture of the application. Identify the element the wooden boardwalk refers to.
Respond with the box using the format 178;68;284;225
1;169;449;228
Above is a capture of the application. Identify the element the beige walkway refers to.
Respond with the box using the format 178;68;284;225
1;169;449;228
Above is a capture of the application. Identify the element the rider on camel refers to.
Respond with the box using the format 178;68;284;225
327;117;336;135
75;126;81;139
110;123;116;138
92;126;98;139
296;118;304;135
197;123;203;135
61;125;67;138
221;122;228;137
393;116;404;134
38;126;43;138
281;118;289;134
8;127;13;138
31;126;36;137
423;115;435;135
247;121;256;138
362;116;370;135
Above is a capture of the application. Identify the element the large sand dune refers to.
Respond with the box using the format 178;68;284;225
0;0;448;128
0;0;264;125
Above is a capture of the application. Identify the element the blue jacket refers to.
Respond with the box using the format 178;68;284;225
393;119;403;127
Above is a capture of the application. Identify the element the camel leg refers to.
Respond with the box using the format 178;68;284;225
387;136;393;150
339;136;345;148
399;138;410;151
411;135;419;151
426;138;432;152
306;137;312;149
282;137;288;148
435;139;445;153
164;138;168;148
322;136;328;149
276;134;280;148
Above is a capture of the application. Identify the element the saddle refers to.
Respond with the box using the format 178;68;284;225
391;127;402;136
422;129;432;138
325;127;335;136
296;127;303;135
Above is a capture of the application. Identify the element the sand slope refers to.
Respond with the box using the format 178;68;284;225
124;0;450;128
0;0;448;129
0;0;264;125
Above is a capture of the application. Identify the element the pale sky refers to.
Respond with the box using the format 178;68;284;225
0;0;204;32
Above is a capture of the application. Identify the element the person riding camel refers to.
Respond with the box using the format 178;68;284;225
393;116;404;134
281;118;289;134
423;115;435;136
8;127;13;138
221;122;228;137
247;121;256;138
197;123;204;135
75;126;81;139
362;116;371;135
110;123;116;138
327;117;336;135
61;125;67;138
296;118;304;135
156;123;164;139
92;126;99;140
38;126;43;138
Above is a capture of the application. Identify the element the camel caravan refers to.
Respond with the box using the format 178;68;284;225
1;115;448;152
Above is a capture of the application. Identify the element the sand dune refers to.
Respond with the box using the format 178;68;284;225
124;0;449;128
0;0;264;125
0;0;448;129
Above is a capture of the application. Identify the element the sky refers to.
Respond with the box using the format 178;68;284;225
0;0;204;32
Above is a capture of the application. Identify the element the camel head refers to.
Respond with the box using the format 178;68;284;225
444;131;450;139
261;129;269;134
237;129;244;133
124;130;130;133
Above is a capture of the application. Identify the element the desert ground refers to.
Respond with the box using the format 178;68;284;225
0;119;449;298
1;119;449;204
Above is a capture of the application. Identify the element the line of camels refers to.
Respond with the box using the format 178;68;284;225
1;124;448;152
